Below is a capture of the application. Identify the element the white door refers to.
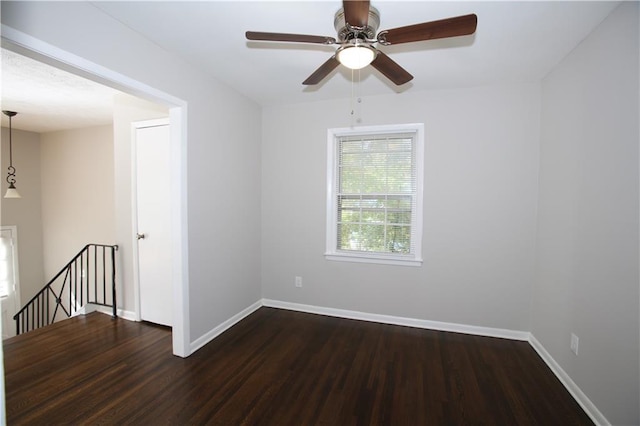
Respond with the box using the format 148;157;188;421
134;119;172;327
0;226;20;339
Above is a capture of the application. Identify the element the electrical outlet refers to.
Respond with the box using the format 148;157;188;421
570;333;579;355
295;276;302;288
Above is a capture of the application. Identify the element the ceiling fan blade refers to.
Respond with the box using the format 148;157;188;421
343;0;370;28
246;31;336;45
370;51;413;85
378;14;477;45
303;56;340;85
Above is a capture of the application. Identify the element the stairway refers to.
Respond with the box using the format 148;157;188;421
12;244;118;335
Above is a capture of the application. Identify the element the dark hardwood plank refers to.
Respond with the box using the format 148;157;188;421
4;308;593;425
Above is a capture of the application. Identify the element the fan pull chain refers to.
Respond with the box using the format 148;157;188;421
357;68;362;123
350;68;363;125
350;68;355;118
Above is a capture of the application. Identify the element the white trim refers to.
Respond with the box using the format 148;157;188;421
73;304;97;316
261;299;529;341
92;305;137;322
1;25;190;358
529;334;610;426
0;226;21;317
324;253;423;267
325;123;425;266
190;301;262;354
169;106;190;357
131;125;142;323
133;118;170;129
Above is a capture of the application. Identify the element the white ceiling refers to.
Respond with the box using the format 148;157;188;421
1;1;620;133
1;49;122;133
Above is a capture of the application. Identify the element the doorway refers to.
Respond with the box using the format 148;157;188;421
1;33;189;357
0;226;21;339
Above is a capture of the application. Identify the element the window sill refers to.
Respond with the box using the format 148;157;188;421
325;252;423;267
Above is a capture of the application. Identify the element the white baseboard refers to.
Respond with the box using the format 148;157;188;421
261;299;530;341
73;304;97;316
190;300;262;353
93;305;137;322
528;334;609;425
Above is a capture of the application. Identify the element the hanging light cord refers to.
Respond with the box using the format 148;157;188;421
4;111;17;186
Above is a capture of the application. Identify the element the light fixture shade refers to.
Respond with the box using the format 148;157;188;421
4;183;21;199
337;45;376;70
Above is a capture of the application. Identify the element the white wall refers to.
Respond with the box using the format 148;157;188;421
112;94;168;315
532;3;639;425
1;1;262;346
40;125;116;280
262;83;540;331
0;128;44;305
186;86;262;340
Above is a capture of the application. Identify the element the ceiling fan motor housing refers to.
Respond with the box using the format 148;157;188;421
334;6;380;41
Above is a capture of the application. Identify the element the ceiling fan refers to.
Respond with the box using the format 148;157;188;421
246;0;477;86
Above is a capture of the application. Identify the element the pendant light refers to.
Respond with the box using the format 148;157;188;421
3;111;21;199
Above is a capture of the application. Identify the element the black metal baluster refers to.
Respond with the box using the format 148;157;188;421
69;264;72;317
69;263;73;314
111;246;117;318
94;245;97;304
77;257;81;312
77;257;79;310
102;246;106;304
77;255;81;311
81;249;88;308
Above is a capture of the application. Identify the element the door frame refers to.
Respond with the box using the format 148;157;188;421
1;225;21;338
1;25;191;357
131;118;171;324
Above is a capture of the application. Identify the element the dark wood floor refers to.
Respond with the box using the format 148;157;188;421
4;307;593;425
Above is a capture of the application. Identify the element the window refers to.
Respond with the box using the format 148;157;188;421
326;124;424;266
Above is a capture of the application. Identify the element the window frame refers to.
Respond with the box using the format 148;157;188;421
325;123;424;266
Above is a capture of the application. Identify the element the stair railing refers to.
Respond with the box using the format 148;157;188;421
13;244;118;335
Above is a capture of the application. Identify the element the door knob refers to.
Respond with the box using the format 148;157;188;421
136;233;146;240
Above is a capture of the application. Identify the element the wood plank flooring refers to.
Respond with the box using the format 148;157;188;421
4;307;593;425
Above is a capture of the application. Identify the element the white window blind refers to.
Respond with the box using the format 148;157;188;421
326;124;424;266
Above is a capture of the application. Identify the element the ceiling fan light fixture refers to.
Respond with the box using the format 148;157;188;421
337;43;376;70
